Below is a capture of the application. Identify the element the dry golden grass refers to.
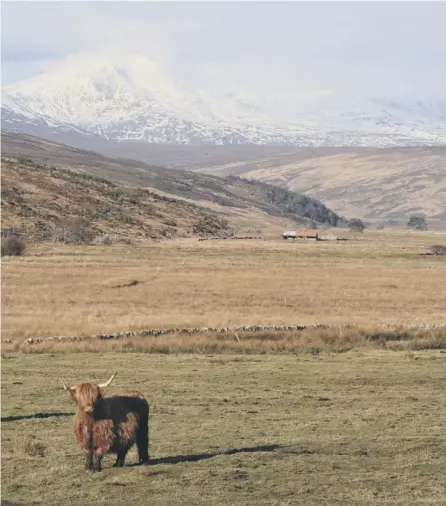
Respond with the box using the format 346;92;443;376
2;230;445;342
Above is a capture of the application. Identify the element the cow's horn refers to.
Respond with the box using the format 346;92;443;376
97;372;117;388
60;379;75;391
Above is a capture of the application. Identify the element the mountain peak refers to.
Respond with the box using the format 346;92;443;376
3;53;185;125
3;52;269;129
2;52;446;146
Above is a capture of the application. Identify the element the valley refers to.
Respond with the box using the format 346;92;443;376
2;54;444;226
1;132;345;243
193;146;446;225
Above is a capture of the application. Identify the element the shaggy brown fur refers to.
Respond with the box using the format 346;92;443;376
63;377;149;472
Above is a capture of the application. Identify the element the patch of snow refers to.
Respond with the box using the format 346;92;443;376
2;52;446;147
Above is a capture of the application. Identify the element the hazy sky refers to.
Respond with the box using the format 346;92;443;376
2;1;446;100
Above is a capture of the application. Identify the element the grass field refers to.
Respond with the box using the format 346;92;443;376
2;231;445;342
2;230;446;505
2;351;446;506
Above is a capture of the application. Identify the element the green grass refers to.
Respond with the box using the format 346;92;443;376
2;350;446;505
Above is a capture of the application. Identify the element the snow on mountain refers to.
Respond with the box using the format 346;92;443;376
2;53;446;147
2;54;268;126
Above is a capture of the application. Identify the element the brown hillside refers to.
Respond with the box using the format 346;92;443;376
1;157;231;242
1;132;347;237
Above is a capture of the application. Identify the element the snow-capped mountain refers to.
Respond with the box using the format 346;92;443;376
2;53;446;147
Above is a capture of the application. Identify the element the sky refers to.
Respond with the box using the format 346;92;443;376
2;1;446;101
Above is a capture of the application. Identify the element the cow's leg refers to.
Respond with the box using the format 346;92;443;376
84;450;94;471
92;447;106;472
113;449;128;467
93;454;103;472
136;415;150;465
83;424;96;471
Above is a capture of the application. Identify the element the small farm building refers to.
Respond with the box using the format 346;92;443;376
283;229;319;240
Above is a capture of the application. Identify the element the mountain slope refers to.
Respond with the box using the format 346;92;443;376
1;131;347;239
194;147;446;224
1;157;233;242
2;53;446;147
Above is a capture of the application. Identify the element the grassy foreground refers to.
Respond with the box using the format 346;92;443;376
2;231;445;504
2;351;446;506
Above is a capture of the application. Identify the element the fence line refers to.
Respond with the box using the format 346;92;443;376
10;322;446;346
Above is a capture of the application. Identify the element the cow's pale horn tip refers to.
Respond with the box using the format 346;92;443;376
98;372;117;388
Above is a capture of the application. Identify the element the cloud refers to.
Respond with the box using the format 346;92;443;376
1;1;446;99
1;2;194;65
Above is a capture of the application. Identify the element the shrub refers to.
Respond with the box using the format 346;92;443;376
92;234;114;245
193;215;230;236
54;218;95;245
408;215;428;231
121;237;135;245
348;218;365;233
1;234;26;257
430;245;446;256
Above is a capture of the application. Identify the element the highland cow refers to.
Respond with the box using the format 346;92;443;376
61;373;149;472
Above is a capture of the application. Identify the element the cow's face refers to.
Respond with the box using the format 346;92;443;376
61;373;117;413
70;383;102;413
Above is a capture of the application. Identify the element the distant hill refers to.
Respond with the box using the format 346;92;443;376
1;132;346;242
192;146;446;225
